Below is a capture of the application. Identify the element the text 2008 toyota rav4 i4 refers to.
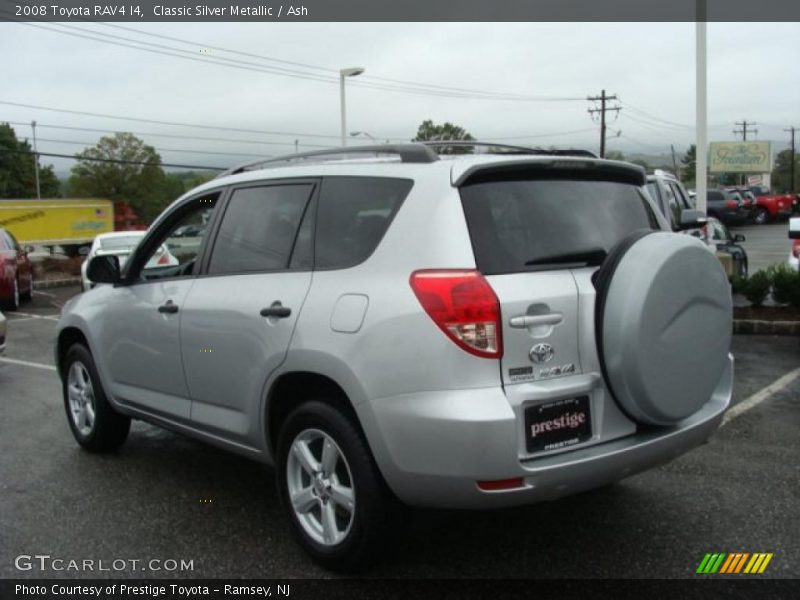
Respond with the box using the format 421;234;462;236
56;143;733;570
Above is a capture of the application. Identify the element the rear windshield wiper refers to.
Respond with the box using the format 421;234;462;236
524;248;607;267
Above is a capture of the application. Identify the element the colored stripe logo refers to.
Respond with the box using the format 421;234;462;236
696;552;773;574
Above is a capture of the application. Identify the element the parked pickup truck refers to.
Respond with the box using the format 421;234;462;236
747;185;794;224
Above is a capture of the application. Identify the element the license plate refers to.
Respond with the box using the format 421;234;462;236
524;396;592;453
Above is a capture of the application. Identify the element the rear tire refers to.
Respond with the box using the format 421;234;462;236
276;400;404;572
63;344;130;452
20;275;32;302
753;207;769;225
2;277;20;311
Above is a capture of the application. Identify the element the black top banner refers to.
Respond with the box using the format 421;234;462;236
1;0;800;22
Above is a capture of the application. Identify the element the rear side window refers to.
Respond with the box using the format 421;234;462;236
315;177;412;269
460;178;657;275
208;184;313;274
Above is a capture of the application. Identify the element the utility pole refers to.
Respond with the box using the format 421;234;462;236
294;139;299;154
785;126;796;193
670;144;681;180
733;120;757;141
31;120;41;199
587;89;620;158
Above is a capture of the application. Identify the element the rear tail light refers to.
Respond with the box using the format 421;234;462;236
725;200;738;209
793;241;800;259
409;269;503;359
157;252;170;265
477;477;525;491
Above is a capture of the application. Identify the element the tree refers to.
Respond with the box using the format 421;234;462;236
605;150;625;161
681;144;696;184
0;123;60;198
412;120;475;154
68;133;170;222
771;149;800;193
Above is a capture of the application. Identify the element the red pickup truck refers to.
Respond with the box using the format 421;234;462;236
748;185;794;224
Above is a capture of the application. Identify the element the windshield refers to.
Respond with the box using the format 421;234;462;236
99;235;144;251
460;178;657;275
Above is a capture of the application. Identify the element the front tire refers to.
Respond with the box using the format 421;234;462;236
2;277;20;311
276;400;403;572
754;207;769;225
63;344;130;452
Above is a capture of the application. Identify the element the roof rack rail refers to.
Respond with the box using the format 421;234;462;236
419;140;597;158
218;143;439;177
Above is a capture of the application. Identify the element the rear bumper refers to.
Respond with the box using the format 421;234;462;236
360;355;733;509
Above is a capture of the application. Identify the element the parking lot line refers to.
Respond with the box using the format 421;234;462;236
8;312;60;321
722;366;800;426
0;357;57;372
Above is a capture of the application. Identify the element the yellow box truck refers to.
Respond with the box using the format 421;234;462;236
0;198;114;246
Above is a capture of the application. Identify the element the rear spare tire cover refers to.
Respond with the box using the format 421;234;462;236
596;231;732;426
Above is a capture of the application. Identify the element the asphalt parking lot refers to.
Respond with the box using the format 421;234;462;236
730;221;793;273
1;285;798;580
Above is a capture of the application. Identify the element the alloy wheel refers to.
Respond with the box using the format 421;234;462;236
286;428;356;546
67;362;96;436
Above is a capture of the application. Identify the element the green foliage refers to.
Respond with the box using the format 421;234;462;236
0;123;61;198
767;263;800;308
412;120;475;154
738;270;771;308
68;132;172;222
681;144;696;184
771;149;799;193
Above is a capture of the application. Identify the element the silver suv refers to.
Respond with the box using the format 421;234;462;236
56;143;734;570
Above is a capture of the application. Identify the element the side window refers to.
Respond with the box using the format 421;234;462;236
670;182;691;210
138;193;219;281
663;183;681;227
708;191;724;202
208;184;313;274
5;231;21;252
315;177;413;270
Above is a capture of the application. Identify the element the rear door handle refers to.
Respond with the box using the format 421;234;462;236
509;313;563;328
260;302;292;319
158;300;179;314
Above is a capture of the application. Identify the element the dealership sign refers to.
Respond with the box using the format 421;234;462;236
709;141;771;173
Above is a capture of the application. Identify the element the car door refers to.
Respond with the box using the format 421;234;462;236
94;192;222;421
180;180;317;445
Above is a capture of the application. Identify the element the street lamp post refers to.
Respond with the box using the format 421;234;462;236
340;67;365;147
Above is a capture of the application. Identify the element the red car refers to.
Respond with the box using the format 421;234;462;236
0;227;34;310
748;185;794;224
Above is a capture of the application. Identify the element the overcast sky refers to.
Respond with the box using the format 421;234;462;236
1;21;799;173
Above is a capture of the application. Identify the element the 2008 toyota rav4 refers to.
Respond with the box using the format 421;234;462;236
56;143;733;570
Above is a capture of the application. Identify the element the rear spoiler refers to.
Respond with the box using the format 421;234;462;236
453;158;646;187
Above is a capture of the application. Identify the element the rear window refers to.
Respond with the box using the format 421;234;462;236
460;178;657;275
315;177;412;270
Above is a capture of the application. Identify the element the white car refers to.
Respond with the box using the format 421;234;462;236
790;217;800;272
81;231;178;292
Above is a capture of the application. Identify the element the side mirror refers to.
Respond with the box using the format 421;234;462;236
86;255;121;285
677;209;708;231
734;234;746;243
790;217;800;240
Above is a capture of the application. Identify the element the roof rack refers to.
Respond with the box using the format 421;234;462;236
419;140;597;158
218;144;439;177
216;141;599;179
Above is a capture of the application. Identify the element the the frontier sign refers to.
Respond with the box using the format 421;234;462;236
709;141;772;173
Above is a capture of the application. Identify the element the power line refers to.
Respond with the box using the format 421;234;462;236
32;137;270;159
5;16;584;103
92;22;585;102
0;147;226;170
1;120;337;148
0;100;348;139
